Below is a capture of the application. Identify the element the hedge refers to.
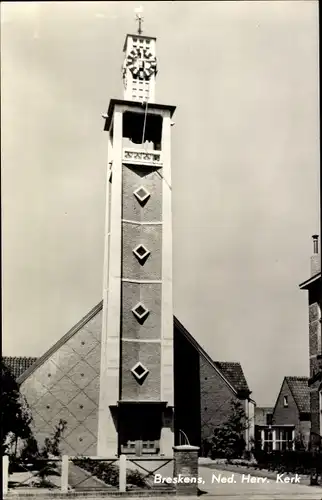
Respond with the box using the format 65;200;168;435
72;458;147;488
253;450;322;475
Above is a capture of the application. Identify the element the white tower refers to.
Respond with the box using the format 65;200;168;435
122;8;157;102
97;10;176;457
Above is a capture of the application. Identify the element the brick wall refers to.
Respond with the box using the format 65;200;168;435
199;356;238;442
121;282;161;340
174;324;239;450
120;161;164;405
122;166;162;222
173;446;199;496
121;341;161;400
308;279;321;436
273;379;300;427
122;223;162;281
310;387;320;435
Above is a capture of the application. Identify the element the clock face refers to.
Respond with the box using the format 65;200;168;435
125;48;157;80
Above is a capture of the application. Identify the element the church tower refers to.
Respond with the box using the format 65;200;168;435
97;12;176;457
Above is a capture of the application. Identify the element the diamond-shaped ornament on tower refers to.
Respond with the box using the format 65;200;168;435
131;361;149;381
133;186;150;205
133;244;150;262
132;302;149;322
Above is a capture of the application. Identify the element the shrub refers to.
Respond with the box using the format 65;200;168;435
127;468;147;488
294;433;307;451
9;419;67;483
73;458;119;487
252;450;322;475
72;458;148;488
1;361;33;456
40;419;67;458
20;435;40;462
209;400;249;459
201;438;214;458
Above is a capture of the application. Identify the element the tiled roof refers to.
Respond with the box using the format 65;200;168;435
2;357;38;381
286;376;310;413
174;316;251;397
214;361;250;393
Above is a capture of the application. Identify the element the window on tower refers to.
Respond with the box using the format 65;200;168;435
122;111;162;150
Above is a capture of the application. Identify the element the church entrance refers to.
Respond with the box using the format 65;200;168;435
119;404;162;456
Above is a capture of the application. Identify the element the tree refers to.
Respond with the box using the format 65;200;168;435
294;431;307;451
208;399;249;459
1;360;33;455
41;419;67;457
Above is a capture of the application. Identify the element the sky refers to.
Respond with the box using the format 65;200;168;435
1;1;320;406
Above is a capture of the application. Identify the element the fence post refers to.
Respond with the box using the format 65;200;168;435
61;455;69;493
3;455;9;495
119;454;126;492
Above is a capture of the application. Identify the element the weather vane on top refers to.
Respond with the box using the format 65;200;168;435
134;6;144;34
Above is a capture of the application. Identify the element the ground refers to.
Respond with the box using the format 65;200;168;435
197;465;322;499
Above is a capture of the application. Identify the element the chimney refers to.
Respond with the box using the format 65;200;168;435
310;235;321;276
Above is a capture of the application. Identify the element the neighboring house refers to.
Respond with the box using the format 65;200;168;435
2;357;37;380
299;235;321;447
254;406;273;448
255;407;273;426
256;377;310;451
2;311;255;456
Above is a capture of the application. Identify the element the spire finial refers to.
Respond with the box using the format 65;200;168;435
134;6;144;35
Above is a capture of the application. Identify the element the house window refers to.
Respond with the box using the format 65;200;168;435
283;396;288;408
262;429;273;452
261;427;294;451
121;440;159;455
275;428;294;451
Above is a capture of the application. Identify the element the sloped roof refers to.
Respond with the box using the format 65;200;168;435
4;302;251;401
214;362;250;393
174;316;251;398
286;376;310;413
17;301;103;384
2;357;38;380
299;271;321;290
